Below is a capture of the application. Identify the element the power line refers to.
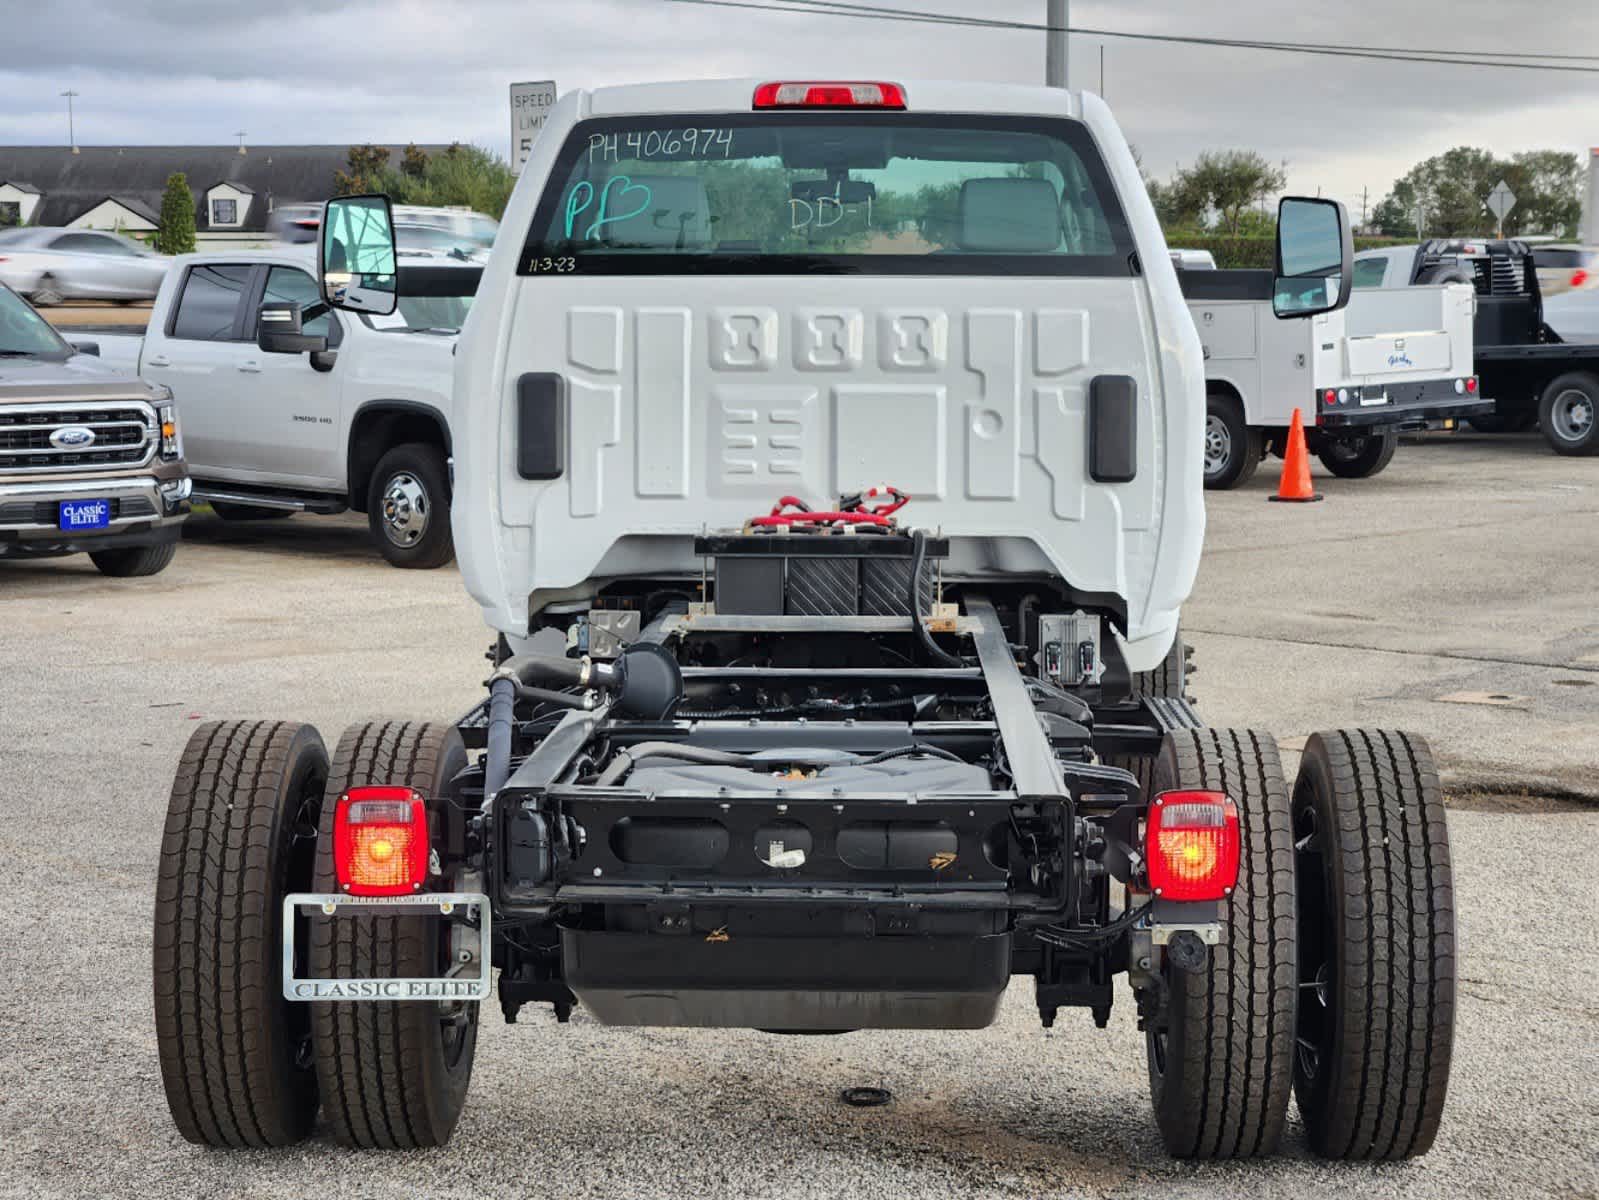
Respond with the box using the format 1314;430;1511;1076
659;0;1599;74
778;0;1599;61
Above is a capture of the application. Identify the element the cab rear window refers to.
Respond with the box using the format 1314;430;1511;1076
520;114;1135;276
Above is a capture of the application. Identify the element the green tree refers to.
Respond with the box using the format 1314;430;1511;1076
401;143;429;179
334;144;392;195
1504;150;1583;236
1373;146;1582;238
155;172;196;255
375;143;518;220
1178;151;1287;235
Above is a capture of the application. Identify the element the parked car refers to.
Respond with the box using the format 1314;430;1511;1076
395;222;489;263
0;227;169;305
1543;285;1599;343
1168;247;1217;270
266;203;322;245
1531;243;1599;297
394;204;498;250
95;248;477;566
0;282;189;574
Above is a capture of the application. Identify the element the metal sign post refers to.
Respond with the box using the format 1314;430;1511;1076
510;80;558;173
1485;180;1517;238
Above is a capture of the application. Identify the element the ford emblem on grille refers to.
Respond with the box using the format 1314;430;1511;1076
50;426;96;449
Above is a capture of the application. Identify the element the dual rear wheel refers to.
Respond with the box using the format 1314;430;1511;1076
1142;725;1455;1160
153;719;477;1148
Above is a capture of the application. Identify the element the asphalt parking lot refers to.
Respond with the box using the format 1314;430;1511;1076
1;432;1595;1199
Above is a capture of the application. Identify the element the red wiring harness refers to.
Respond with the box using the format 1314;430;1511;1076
748;487;909;529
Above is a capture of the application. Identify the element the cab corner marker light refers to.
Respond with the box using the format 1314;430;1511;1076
1146;790;1240;902
332;787;429;897
753;81;907;110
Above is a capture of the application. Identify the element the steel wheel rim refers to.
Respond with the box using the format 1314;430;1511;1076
1204;414;1232;476
1293;803;1332;1088
1550;388;1594;443
380;472;429;547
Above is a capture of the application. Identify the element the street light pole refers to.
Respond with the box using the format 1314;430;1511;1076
60;90;79;152
1046;0;1068;88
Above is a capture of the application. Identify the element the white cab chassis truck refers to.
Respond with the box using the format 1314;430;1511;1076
1184;270;1488;487
154;81;1456;1162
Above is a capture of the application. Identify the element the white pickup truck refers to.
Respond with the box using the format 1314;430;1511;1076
97;249;477;567
155;79;1456;1167
1182;269;1488;487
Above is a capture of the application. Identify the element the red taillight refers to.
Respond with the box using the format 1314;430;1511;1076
1465;376;1478;393
1323;389;1337;405
333;787;429;896
753;81;907;110
1146;790;1240;902
1571;269;1588;288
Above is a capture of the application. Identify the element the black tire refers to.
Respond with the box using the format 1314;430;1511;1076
366;443;454;569
89;540;177;577
211;500;294;521
30;275;63;307
1291;729;1455;1161
1414;266;1474;286
1104;631;1195;796
310;721;477;1149
154;720;329;1148
1203;392;1264;490
1317;429;1398;479
1145;728;1296;1159
1129;628;1194;701
1537;371;1599;455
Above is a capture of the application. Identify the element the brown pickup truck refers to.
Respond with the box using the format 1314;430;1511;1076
0;283;190;575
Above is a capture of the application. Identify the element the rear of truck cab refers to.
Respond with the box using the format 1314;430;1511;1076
450;78;1206;673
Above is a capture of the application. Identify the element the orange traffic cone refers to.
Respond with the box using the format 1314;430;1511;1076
1270;407;1323;503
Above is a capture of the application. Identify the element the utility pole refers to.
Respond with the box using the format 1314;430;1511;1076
1099;44;1105;97
1046;0;1068;88
235;131;248;155
60;90;79;153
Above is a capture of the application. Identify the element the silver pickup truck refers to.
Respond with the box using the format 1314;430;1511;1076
0;283;190;576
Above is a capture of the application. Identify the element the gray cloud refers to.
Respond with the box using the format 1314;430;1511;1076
3;0;1595;215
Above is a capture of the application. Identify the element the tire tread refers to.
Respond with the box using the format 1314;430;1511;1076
1293;728;1455;1161
1148;727;1295;1159
154;719;324;1148
310;721;474;1150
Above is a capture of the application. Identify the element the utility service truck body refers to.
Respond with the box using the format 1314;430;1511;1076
155;80;1457;1165
1353;238;1599;454
1183;269;1487;487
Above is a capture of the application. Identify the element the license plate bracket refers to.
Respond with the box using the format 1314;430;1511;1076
59;498;111;530
281;892;492;1001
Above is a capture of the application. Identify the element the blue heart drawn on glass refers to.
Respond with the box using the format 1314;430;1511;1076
584;175;655;241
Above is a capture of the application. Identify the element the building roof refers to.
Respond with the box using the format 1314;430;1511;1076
1;180;41;194
0;145;450;232
99;194;161;224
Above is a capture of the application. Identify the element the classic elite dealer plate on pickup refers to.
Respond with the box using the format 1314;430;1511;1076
58;498;110;531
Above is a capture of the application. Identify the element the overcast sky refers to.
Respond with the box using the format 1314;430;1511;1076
3;0;1596;216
